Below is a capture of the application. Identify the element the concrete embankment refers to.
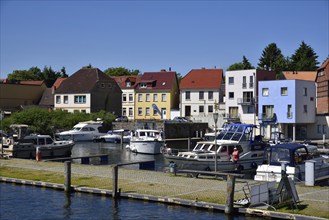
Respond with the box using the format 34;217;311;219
1;158;328;219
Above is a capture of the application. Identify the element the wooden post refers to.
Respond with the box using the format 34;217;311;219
121;131;124;149
112;165;119;199
225;174;236;214
64;161;72;193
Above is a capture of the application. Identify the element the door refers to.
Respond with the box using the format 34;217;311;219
161;108;167;120
185;106;191;116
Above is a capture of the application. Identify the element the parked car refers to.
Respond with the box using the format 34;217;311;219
172;117;192;122
115;116;129;122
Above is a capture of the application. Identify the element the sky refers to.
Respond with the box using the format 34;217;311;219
1;0;328;78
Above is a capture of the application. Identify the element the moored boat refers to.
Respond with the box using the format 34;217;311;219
94;129;131;143
254;143;329;182
163;123;268;172
126;129;164;154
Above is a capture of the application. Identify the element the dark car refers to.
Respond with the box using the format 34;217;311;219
115;116;129;122
172;117;192;122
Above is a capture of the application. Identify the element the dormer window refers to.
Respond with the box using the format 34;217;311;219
126;82;131;87
140;82;147;88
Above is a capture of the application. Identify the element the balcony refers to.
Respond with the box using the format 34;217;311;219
237;98;255;106
259;113;277;124
249;82;254;88
222;113;241;123
242;83;247;89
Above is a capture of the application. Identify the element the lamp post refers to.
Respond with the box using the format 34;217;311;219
213;112;219;172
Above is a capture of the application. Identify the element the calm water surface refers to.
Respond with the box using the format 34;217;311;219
0;183;262;220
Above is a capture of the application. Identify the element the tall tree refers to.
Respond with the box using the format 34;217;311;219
258;43;287;78
290;41;319;71
227;56;254;71
104;67;140;76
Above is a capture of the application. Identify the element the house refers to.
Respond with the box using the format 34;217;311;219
54;67;122;114
112;75;142;120
0;80;47;111
39;78;67;109
225;69;276;125
179;68;224;126
258;80;316;141
316;58;329;114
282;71;317;81
134;70;179;120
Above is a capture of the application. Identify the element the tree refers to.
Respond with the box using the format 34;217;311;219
258;43;287;78
103;67;140;76
227;56;254;71
290;41;319;71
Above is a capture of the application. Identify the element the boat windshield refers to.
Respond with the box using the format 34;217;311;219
269;148;291;165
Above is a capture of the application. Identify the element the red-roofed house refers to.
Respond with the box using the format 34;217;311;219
112;75;142;120
180;68;224;119
134;70;179;120
316;58;329;115
283;71;317;81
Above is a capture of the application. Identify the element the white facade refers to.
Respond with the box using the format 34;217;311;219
180;89;221;117
225;69;256;124
121;88;135;120
54;93;91;113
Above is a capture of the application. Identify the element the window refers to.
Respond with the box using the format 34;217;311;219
262;105;274;119
153;94;158;102
146;107;150;115
126;82;131;87
303;88;307;96
122;108;127;116
129;108;133;116
140;82;147;88
242;76;246;88
56;96;61;104
287;104;292;118
100;83;105;88
317;125;322;134
249;75;254;88
138;94;142;102
208;91;213;100
74;95;86;103
122;94;127;102
229;92;234;99
262;88;269;96
161;94;166;102
153;108;158;115
129;94;133;102
199;105;204;113
146;94;150;102
183;91;190;100
199;91;204;100
303;105;307;113
64;96;68;104
228;77;234;85
208;105;213;113
138;107;142;116
281;87;288;96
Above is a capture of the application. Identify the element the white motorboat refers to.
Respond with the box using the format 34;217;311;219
1;125;74;159
163;123;268;172
94;129;131;143
56;120;107;141
126;129;164;154
254;143;329;182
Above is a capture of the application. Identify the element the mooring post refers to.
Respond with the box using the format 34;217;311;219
121;132;124;149
225;174;236;214
64;161;72;193
112;165;119;199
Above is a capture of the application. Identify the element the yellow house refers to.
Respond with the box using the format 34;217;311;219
135;70;179;120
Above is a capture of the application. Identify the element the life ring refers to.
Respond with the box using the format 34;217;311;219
5;138;11;145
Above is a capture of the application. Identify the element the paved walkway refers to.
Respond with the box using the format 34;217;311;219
1;158;328;219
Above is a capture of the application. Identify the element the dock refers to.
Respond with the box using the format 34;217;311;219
1;158;328;219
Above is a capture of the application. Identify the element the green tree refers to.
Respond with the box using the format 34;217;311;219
290;41;319;71
104;67;140;76
227;56;254;70
258;43;287;78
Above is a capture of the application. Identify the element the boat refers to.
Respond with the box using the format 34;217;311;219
1;124;74;159
126;129;165;154
254;143;329;182
56;120;107;141
162;123;268;172
94;129;131;143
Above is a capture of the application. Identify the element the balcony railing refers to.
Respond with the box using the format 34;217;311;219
259;113;277;123
237;98;255;105
287;112;293;119
249;82;254;88
242;83;247;89
222;113;241;122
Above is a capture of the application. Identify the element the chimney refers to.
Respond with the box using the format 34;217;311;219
161;69;166;72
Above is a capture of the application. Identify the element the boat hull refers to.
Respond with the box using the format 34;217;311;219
128;140;164;154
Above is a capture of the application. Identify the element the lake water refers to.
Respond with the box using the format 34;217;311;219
0;183;262;220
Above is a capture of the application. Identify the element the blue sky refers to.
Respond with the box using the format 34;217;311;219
1;0;328;78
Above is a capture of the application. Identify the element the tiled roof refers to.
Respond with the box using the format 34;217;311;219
112;75;142;89
282;71;317;81
180;69;223;89
55;67;112;93
318;58;329;70
135;71;177;91
39;88;54;106
52;78;67;90
20;80;45;85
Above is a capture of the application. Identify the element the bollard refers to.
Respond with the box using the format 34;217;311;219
112;165;119;199
64;161;72;193
225;174;236;214
36;147;42;161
